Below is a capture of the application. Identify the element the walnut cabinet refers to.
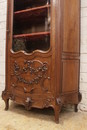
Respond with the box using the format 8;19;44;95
2;0;81;123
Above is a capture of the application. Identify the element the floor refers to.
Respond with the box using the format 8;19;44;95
0;98;87;130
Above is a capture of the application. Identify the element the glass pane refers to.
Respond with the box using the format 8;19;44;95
13;0;51;53
13;36;50;53
13;8;50;35
14;0;50;11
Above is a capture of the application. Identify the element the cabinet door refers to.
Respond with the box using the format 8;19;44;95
9;0;56;97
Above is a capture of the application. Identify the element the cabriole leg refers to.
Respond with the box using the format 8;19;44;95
2;91;9;110
54;106;60;123
74;104;78;112
4;98;9;110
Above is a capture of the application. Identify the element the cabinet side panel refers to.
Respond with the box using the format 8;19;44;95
62;60;79;93
5;0;14;90
62;0;80;53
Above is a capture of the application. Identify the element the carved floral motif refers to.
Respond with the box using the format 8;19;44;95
11;60;51;92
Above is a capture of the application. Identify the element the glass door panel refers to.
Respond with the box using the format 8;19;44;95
12;0;51;53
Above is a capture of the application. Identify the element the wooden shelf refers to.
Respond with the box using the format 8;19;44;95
14;0;50;11
14;5;51;21
13;31;50;40
14;5;51;14
14;5;51;25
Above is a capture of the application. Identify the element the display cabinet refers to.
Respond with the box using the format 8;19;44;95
2;0;81;123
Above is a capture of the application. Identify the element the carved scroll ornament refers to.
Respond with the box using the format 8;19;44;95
11;60;51;92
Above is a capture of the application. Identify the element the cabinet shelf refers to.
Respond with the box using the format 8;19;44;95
13;31;50;40
14;0;50;11
14;5;51;21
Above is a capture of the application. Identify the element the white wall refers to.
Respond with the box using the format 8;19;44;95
0;0;7;93
0;0;87;111
79;0;87;111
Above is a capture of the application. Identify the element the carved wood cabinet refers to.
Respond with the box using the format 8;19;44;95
2;0;81;123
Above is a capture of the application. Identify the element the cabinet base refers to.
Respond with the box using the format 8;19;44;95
2;90;81;123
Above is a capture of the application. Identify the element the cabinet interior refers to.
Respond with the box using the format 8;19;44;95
13;36;50;53
13;0;51;53
14;0;50;11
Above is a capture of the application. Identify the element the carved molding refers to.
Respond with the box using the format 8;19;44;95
2;91;15;101
11;60;51;92
43;97;54;108
25;97;33;110
25;96;54;109
2;91;8;100
56;98;62;106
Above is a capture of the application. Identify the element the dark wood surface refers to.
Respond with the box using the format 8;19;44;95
2;0;81;123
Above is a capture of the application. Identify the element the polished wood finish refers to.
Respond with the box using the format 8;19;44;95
2;0;81;123
14;5;51;14
62;60;79;93
62;0;80;53
14;5;51;21
13;31;50;39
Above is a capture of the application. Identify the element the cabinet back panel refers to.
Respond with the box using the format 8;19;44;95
13;19;49;35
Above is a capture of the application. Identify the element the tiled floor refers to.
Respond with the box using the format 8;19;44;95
0;98;87;130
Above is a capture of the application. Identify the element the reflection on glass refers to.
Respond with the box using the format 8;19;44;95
14;0;50;11
13;36;50;53
13;0;51;53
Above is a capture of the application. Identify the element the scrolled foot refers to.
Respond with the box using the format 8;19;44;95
2;91;9;110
